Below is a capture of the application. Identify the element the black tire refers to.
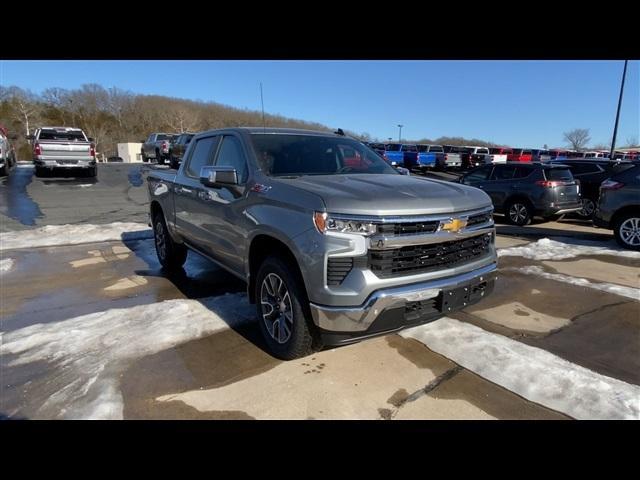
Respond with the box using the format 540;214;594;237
255;256;317;360
0;165;6;177
156;150;164;165
142;153;149;163
34;165;45;177
505;199;533;226
576;197;596;219
169;157;179;170
613;212;640;251
88;166;97;178
153;211;188;270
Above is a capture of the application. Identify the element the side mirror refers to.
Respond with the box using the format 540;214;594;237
395;166;410;176
200;166;238;187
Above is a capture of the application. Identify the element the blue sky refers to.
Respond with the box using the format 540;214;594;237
1;60;638;147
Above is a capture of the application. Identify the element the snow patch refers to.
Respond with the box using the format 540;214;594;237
0;294;255;419
498;237;640;260
401;317;640;420
0;258;14;274
0;222;152;251
505;265;640;301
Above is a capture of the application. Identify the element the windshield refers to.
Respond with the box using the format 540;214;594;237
386;143;401;152
417;145;429;153
250;134;399;177
38;130;87;141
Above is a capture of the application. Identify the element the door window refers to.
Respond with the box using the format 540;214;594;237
215;135;248;184
185;136;219;178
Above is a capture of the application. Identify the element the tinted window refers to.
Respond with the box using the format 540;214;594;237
568;163;602;175
544;168;574;182
38;130;87;141
513;166;532;179
186;136;218;177
477;148;489;154
417;145;429;153
492;165;517;180
402;145;418;152
463;166;493;183
428;146;444;153
251;134;397;177
215;136;248;183
386;144;401;152
156;134;170;141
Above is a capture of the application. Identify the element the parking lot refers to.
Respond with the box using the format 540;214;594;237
1;163;639;420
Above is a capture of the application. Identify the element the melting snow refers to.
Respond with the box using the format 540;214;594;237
0;222;152;251
401;317;640;420
498;237;640;260
0;294;255;419
507;265;640;301
0;257;14;274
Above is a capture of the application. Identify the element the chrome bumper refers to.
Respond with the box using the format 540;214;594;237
309;262;497;332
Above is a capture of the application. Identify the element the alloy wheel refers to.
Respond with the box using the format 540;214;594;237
260;273;293;344
619;217;640;247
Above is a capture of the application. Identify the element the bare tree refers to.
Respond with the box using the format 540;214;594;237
10;91;41;136
624;136;639;148
162;104;199;133
563;128;591;151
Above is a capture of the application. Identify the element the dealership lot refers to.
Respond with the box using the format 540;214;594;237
1;164;638;419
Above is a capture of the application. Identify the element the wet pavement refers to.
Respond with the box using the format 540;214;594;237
1;163;638;419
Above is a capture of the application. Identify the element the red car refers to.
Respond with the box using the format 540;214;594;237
507;148;533;162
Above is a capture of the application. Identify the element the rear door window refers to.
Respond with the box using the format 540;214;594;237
513;166;532;179
491;165;517;180
463;166;493;183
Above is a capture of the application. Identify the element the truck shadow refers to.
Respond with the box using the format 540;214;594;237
121;236;274;355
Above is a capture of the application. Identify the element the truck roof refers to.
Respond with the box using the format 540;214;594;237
200;127;339;137
39;126;84;131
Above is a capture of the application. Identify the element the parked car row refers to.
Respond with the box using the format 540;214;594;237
141;132;195;167
364;141;640;173
459;158;639;249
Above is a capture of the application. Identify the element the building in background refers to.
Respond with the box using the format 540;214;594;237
116;143;143;163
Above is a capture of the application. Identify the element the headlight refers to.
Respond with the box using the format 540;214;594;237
314;212;377;236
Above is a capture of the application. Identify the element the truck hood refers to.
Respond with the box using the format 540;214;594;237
277;174;492;216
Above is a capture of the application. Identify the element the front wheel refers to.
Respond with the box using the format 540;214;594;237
505;199;532;226
153;212;188;270
255;256;317;360
613;213;640;251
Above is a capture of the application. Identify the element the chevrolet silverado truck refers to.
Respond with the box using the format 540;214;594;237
141;132;175;164
28;126;97;177
146;128;497;359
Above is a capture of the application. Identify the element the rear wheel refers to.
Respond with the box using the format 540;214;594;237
505;199;532;226
156;150;164;165
576;197;596;219
613;213;640;251
153;211;188;270
34;165;45;177
142;153;149;163
255;256;316;360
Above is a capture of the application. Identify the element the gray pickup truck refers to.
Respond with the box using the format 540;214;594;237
29;126;97;177
141;132;175;164
147;128;497;359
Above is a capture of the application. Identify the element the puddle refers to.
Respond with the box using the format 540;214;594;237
0;166;43;226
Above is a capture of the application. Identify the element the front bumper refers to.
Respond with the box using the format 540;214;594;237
310;262;497;342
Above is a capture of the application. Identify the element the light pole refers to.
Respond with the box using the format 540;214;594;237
609;60;628;160
397;124;403;143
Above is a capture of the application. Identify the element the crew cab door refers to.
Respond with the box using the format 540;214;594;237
190;134;250;275
482;164;519;208
174;135;221;252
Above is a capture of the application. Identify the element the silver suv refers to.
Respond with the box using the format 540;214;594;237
147;128;497;359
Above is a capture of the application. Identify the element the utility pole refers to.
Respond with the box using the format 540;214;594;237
609;60;628;160
397;124;403;143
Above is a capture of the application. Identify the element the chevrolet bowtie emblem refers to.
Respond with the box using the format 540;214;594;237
440;218;468;233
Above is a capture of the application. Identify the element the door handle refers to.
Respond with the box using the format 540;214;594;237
175;186;193;195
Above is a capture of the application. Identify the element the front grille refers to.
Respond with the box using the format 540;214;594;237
327;257;353;286
368;233;492;278
467;212;492;227
377;221;439;236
